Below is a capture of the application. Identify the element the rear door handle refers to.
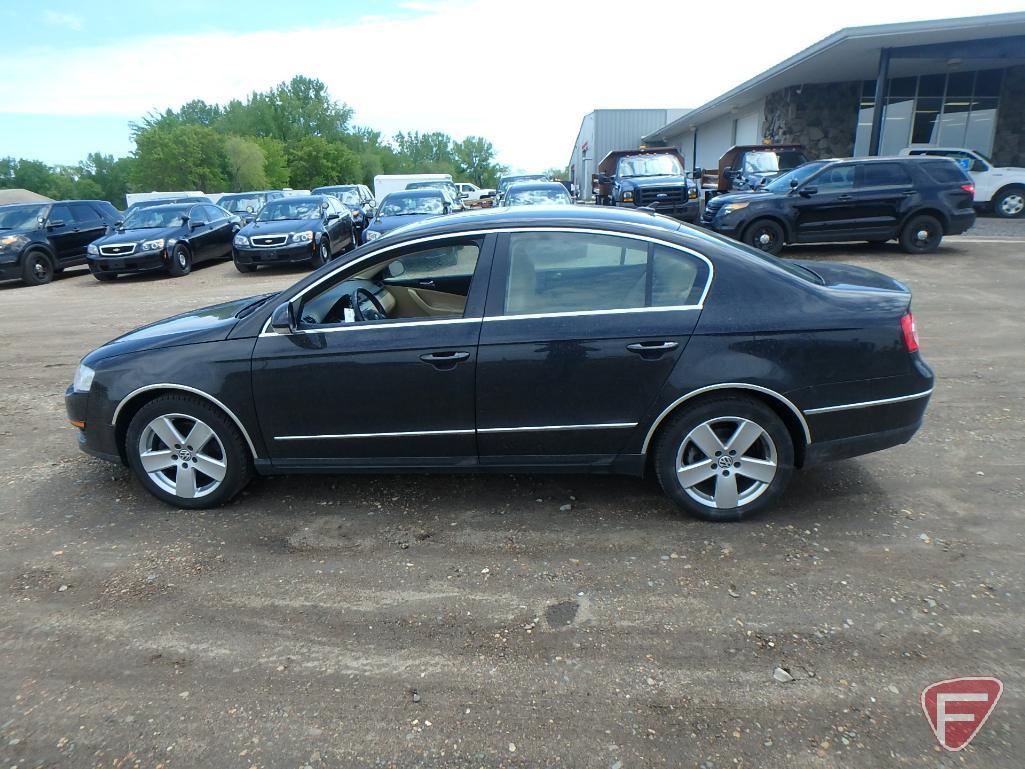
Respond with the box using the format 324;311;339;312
626;341;679;355
419;351;470;367
835;195;853;202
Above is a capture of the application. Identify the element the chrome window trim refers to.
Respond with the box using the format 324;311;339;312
640;383;813;454
802;388;933;415
111;384;260;459
259;316;479;338
260;226;714;337
484;306;700;322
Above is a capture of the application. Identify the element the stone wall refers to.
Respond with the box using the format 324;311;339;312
762;81;861;158
993;65;1025;167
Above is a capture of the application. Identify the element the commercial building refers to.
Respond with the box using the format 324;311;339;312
567;109;687;195
641;12;1025;173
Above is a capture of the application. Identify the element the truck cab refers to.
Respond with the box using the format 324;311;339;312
900;146;1025;218
591;148;699;223
701;144;809;204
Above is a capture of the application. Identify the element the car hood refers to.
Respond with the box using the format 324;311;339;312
241;219;320;236
82;294;269;365
791;260;909;293
97;226;180;244
619;175;690;189
710;190;775;207
367;214;439;235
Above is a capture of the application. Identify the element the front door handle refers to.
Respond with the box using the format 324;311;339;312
419;350;470;368
418;279;436;288
626;341;679;357
835;194;853;202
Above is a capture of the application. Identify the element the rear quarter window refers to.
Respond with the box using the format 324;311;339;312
919;159;971;185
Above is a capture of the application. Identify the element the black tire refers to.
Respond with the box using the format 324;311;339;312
311;238;329;268
89;266;117;282
125;394;253;509
653;396;794;522
743;219;785;255
233;258;257;273
21;250;54;286
167;244;192;277
898;214;943;254
992;187;1025;219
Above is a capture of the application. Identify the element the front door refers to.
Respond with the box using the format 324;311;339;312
45;204;85;262
792;163;860;242
475;230;710;466
251;234;494;469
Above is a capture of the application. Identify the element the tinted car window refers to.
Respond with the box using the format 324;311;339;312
69;203;100;222
919;159;971;184
860;163;913;187
504;231;649;315
204;205;225;221
48;205;75;225
651;245;707;307
812;165;855;191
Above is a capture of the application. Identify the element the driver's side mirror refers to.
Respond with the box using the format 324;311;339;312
269;301;296;335
691;167;704;179
596;174;613;185
722;167;734;180
385;260;405;278
790;179;799;189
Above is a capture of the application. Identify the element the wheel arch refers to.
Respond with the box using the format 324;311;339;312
992;182;1025;203
901;207;948;230
641;383;811;465
23;243;57;263
112;384;260;462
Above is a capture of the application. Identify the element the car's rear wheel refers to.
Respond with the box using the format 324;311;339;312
743;219;785;255
992;187;1025;218
899;214;943;253
125;394;252;509
21;250;54;286
654;397;794;522
167;244;192;276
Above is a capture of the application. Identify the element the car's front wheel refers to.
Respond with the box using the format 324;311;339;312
89;267;117;282
167;244;192;277
899;214;943;253
992;186;1025;219
233;257;257;273
21;250;54;286
654;397;794;522
743;219;785;255
311;239;329;268
125;394;253;509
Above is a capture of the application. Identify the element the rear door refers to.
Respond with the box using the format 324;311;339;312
791;163;860;241
475;229;710;465
185;205;213;261
69;203;108;252
203;205;233;259
850;162;916;238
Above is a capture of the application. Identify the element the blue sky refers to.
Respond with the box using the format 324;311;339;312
2;0;1025;172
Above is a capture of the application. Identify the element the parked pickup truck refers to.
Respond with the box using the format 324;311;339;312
699;144;809;204
900;146;1025;218
592;148;699;223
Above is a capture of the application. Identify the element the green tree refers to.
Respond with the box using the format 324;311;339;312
224;136;267;191
132;125;229;191
287;136;360;190
453;136;505;187
268;76;353;143
80;153;134;207
253;137;290;188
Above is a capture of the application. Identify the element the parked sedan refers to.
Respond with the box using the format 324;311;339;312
501;181;574;207
312;184;376;233
86;203;239;280
217;191;284;220
0;199;121;285
66;206;933;521
231;195;355;272
362;189;452;243
405;180;465;211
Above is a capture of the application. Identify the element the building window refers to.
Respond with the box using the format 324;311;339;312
853;69;1003;156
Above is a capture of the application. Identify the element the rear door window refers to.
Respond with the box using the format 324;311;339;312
859;163;913;187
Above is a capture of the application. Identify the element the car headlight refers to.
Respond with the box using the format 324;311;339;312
0;234;27;251
87;243;99;255
291;231;314;244
621;191;634;203
233;234;249;247
721;202;750;215
140;238;165;251
364;230;381;242
73;363;95;393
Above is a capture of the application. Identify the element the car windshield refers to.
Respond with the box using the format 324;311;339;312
618;154;683;177
334;190;361;205
220;195;262;213
763;161;829;193
500;176;547;193
122;207;188;230
379;195;445;216
257;199;322;221
506;188;572;206
0;204;46;231
742;150;810;174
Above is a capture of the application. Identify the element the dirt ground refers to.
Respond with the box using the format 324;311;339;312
0;227;1023;768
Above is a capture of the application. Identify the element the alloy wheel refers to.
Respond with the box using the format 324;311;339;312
1000;193;1024;217
137;413;227;499
675;416;778;509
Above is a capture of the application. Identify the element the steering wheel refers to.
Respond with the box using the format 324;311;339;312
352;287;387;321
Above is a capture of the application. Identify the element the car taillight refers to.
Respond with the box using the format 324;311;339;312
961;183;975;196
900;313;919;353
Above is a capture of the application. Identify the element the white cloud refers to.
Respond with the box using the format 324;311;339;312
42;9;82;30
4;0;1024;170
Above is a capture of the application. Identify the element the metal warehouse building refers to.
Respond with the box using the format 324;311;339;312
567;109;688;195
639;12;1025;173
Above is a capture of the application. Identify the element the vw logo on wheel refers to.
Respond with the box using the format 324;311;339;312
717;455;734;469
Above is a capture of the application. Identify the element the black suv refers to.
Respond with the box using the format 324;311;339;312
701;156;976;254
0;200;121;285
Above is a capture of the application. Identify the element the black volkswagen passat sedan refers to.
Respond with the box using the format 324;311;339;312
66;206;933;521
86;202;239;280
232;195;355;272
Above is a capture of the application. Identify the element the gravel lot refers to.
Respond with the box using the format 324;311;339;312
1;227;1023;768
